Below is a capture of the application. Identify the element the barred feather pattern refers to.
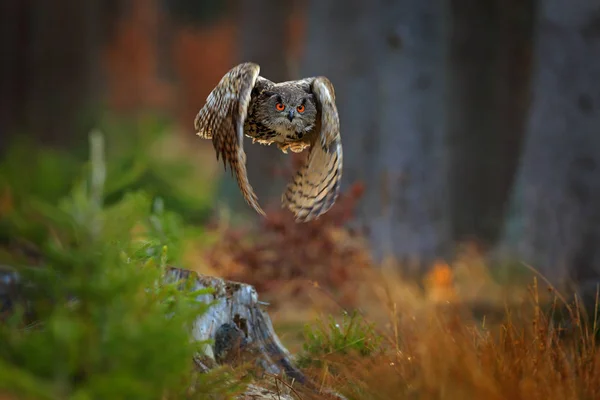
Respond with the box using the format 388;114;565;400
194;62;265;216
281;77;343;222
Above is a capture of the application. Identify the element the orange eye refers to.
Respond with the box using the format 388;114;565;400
276;103;285;111
297;105;305;113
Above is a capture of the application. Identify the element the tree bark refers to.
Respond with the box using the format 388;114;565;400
0;0;28;152
302;0;450;273
499;0;600;294
0;0;121;151
446;0;534;251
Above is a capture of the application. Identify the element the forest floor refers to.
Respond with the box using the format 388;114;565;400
188;185;600;400
2;125;598;400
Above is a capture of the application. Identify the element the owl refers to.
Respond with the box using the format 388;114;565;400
194;62;343;222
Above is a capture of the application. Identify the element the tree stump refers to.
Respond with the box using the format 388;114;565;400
166;267;346;400
166;266;307;376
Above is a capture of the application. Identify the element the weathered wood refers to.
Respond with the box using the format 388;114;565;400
166;267;347;400
237;384;295;400
166;267;344;399
166;267;306;379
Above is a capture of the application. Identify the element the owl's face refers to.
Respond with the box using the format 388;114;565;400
257;87;318;137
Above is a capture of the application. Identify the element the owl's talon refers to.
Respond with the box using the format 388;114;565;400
277;143;290;154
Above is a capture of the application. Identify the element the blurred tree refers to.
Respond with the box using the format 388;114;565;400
161;0;227;26
502;0;600;293
302;0;450;272
0;0;122;151
446;0;534;251
105;0;174;114
214;0;294;217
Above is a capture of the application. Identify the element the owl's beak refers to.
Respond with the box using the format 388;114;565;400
287;110;295;121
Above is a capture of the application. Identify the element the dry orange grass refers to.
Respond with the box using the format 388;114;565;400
194;183;600;400
286;272;600;400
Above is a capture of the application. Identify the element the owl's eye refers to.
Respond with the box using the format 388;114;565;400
296;105;305;113
276;103;285;111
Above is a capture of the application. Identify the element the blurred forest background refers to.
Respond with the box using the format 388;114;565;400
1;0;600;306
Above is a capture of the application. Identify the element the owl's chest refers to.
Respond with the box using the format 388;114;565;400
244;114;306;144
244;118;280;142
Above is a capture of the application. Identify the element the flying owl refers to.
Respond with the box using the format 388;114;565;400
194;62;343;222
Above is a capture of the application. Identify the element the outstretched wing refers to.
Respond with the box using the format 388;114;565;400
281;77;343;222
194;62;268;216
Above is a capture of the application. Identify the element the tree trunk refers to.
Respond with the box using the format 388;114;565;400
0;0;120;151
500;0;600;295
376;0;450;272
215;1;294;219
302;0;449;273
446;0;534;251
0;0;28;152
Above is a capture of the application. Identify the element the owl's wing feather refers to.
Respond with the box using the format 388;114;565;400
281;77;343;222
194;62;266;216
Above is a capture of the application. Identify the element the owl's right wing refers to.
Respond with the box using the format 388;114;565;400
194;62;271;216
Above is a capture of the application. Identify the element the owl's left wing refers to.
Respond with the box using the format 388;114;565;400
194;62;270;216
281;77;343;222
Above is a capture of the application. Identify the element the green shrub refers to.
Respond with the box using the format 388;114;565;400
0;114;214;232
0;131;244;399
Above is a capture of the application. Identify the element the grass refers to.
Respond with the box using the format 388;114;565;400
243;269;598;400
203;205;600;400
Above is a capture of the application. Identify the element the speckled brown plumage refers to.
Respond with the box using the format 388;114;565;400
194;62;343;222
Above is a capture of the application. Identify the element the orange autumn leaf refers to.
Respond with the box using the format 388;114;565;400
425;260;457;303
427;260;453;288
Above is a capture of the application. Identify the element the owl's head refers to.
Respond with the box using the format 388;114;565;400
257;85;317;136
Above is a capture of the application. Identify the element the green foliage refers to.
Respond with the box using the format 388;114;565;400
0;137;81;208
297;310;384;369
0;113;214;236
0;131;244;399
96;114;215;224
